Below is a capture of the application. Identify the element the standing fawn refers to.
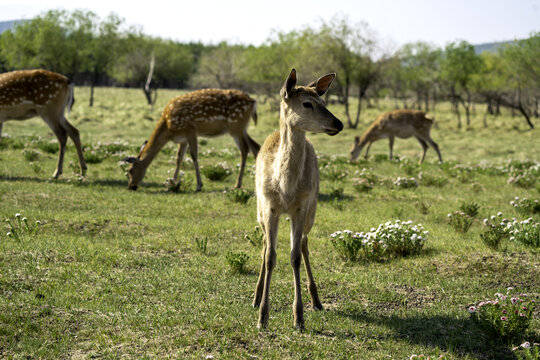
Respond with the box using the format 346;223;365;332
0;69;87;178
123;89;260;191
349;109;443;163
253;69;343;329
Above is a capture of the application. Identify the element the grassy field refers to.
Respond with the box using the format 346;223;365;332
0;87;539;359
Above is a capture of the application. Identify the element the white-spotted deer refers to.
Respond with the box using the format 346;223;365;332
0;69;87;178
123;89;260;191
253;69;343;329
349;109;442;163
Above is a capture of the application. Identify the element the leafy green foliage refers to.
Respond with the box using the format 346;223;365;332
225;251;249;273
201;163;232;181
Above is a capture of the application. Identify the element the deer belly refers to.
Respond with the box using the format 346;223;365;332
196;119;228;137
2;104;39;121
395;127;416;138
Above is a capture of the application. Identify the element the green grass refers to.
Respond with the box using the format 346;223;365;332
0;87;539;359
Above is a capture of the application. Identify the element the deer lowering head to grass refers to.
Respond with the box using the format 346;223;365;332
123;89;260;191
253;69;343;330
349;109;442;164
0;69;87;178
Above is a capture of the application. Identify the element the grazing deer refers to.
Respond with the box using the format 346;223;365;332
0;69;87;178
253;69;343;329
349;109;442;164
123;89;260;191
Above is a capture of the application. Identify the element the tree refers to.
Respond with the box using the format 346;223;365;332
441;41;483;128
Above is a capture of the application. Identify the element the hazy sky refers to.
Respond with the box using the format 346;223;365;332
1;0;538;48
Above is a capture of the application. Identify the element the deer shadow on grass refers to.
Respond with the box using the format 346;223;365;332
335;309;515;359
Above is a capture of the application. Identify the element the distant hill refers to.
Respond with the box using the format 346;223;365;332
0;20;25;34
473;40;516;54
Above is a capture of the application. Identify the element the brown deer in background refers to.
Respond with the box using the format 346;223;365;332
253;69;343;329
0;69;87;178
349;109;442;163
123;89;260;191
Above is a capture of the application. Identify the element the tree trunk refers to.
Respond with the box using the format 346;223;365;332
143;51;157;107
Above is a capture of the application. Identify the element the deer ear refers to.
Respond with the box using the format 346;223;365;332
280;68;297;99
309;73;336;96
122;156;138;164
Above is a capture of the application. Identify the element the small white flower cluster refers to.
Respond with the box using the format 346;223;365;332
510;196;540;214
394;177;418;188
330;220;428;259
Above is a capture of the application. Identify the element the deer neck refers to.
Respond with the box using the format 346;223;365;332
138;122;170;168
273;109;307;200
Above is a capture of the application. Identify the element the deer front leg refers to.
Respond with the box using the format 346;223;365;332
364;141;372;160
187;136;202;192
301;234;323;310
389;136;395;160
252;238;266;308
290;208;309;330
173;142;188;182
258;208;279;329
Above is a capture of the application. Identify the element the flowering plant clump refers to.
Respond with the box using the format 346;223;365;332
507;217;540;248
510;197;540;215
224;187;253;204
330;220;428;261
5;213;41;241
469;289;536;342
201;162;232;181
394;177;418;189
513;341;540;360
447;211;474;233
418;171;448;187
320;163;348;181
480;213;510;250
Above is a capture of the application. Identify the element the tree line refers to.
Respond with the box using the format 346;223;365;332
0;10;538;128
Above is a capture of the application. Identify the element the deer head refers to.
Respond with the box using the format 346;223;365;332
279;69;343;136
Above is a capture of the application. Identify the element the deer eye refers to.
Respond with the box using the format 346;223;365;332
302;102;313;109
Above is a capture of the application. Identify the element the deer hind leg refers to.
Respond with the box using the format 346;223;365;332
232;134;249;188
258;208;279;329
60;117;87;176
244;131;260;158
389;136;395;160
301;204;323;311
426;136;443;163
415;136;429;164
173;142;188;182
187;135;202;192
253;221;267;308
43;116;68;179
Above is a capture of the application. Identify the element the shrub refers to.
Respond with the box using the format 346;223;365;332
164;173;193;193
224;188;253;204
329;230;364;261
22;148;39;161
353;178;374;193
469;290;536;343
225;251;249;273
418;171;448;187
394;177;418;189
330;220;428;261
510;197;540;215
36;140;58;154
507;218;540;248
400;159;420;176
448;211;474;233
513;342;540;360
480;213;510;250
459;201;480;217
201;163;232;181
320;164;348;181
84;150;105;164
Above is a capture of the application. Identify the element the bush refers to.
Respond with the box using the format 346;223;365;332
224;188;253;204
22;148;39;161
201;163;232;181
330;220;428;261
480;213;510;250
448;211;474;233
507;218;540;248
459;201;480;217
36;140;58;154
225;251;249;273
469;290;536;343
400;159;420;176
510;197;540;215
394;177;418;189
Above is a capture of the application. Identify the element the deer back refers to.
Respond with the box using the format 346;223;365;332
0;70;71;120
